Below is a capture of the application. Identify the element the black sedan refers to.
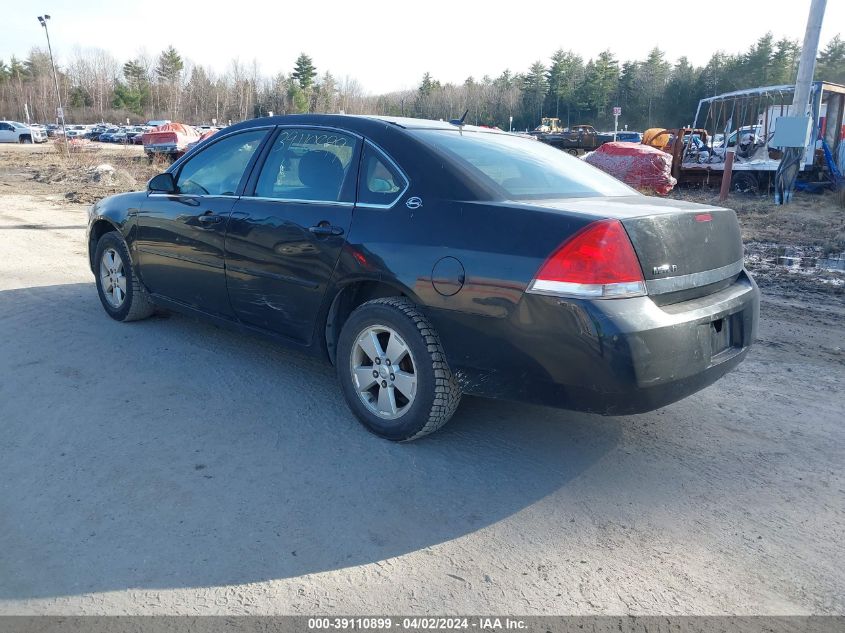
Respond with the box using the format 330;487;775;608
86;114;759;441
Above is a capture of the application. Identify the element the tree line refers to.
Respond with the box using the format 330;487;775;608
0;33;843;132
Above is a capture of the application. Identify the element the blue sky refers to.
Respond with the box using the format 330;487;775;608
4;0;843;93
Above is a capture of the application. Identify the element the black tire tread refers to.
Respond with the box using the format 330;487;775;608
95;232;155;322
357;296;461;440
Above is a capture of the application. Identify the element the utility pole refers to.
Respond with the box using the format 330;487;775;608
774;0;827;204
37;14;69;155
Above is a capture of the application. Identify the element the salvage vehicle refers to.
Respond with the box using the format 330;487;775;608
141;122;200;161
537;124;614;155
87;115;760;441
676;81;845;194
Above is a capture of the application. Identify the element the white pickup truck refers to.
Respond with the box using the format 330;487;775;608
0;121;48;143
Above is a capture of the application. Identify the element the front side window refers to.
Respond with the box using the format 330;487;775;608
253;128;358;203
176;129;267;196
413;129;635;200
357;143;408;206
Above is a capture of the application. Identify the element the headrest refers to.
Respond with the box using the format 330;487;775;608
298;150;344;191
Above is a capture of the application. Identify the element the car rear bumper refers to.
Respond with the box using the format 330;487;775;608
144;143;179;154
439;270;759;415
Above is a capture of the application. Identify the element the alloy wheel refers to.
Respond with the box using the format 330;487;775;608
99;247;127;308
350;324;417;420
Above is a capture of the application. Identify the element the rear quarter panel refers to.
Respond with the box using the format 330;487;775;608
339;196;595;386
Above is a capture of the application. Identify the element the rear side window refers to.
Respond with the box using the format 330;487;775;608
176;130;267;196
357;143;408;206
253;128;358;203
413;129;634;199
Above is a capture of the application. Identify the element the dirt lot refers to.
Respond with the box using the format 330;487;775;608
0;145;843;616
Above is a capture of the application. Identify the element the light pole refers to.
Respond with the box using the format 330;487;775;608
37;14;68;154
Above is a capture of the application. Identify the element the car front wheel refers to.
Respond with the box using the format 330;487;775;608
337;297;461;441
94;232;154;322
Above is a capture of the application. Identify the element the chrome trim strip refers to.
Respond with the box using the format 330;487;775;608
646;260;744;295
239;196;354;207
147;193;240;199
355;141;410;209
527;279;647;299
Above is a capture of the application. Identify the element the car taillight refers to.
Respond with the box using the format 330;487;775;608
527;219;646;299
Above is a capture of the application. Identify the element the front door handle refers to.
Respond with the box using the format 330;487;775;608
309;223;344;236
198;213;223;225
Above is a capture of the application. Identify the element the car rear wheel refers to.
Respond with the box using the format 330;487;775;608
337;297;461;441
94;232;154;322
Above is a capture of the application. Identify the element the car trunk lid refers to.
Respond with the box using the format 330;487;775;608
521;196;744;299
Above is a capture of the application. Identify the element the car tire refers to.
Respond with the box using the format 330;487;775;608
731;172;759;195
19;135;32;144
336;297;461;441
94;232;155;322
567;148;579;156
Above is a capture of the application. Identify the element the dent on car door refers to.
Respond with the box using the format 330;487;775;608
225;127;361;343
135;128;269;316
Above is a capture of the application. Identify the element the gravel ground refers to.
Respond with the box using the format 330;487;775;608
0;148;843;615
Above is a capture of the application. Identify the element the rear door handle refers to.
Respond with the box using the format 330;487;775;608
309;223;344;236
198;213;223;225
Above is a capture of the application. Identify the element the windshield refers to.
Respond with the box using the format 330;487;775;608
413;129;635;200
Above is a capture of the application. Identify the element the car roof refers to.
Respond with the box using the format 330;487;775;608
222;113;508;138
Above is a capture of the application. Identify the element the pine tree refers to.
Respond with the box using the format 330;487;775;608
155;46;183;82
741;33;775;86
522;61;548;123
546;50;584;123
418;72;436;97
661;57;700;127
8;56;28;80
123;59;148;87
816;35;845;83
770;38;800;84
292;53;316;89
639;47;670;127
582;50;619;125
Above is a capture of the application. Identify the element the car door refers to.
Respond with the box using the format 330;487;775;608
135;128;270;317
0;123;15;143
224;127;361;344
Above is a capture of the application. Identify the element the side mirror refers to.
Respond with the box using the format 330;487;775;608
148;172;177;193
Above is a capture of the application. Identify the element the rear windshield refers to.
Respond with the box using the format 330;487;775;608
412;129;635;200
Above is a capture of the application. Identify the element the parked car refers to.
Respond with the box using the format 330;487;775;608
141;122;200;160
97;127;121;142
124;126;149;143
614;131;643;143
87;127;107;140
111;129;132;143
86;114;760;441
0;120;48;143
